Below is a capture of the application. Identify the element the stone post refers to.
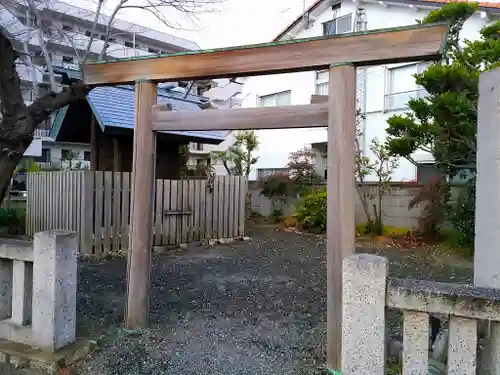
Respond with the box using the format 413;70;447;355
32;230;77;352
342;254;387;375
475;67;500;375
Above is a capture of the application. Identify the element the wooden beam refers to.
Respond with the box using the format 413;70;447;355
311;95;328;104
83;23;448;85
152;103;329;131
125;81;157;329
327;64;356;371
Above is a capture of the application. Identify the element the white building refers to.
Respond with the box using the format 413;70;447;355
241;0;498;182
0;1;240;171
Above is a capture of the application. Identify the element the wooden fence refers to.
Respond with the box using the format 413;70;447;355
26;171;247;256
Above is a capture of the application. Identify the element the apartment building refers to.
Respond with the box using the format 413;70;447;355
241;0;499;182
0;1;242;171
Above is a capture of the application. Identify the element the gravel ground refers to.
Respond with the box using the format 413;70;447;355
65;227;472;375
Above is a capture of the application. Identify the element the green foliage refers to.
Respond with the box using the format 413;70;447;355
385;3;500;178
214;130;259;177
294;187;326;234
269;208;284;224
408;181;449;239
287;147;322;194
0;207;25;235
450;177;475;247
259;173;291;203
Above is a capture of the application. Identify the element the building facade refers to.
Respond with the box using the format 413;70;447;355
240;0;497;182
0;1;240;172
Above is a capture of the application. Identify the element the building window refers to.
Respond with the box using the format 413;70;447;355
62;56;74;64
385;63;429;111
315;70;329;95
323;14;352;36
34;148;51;163
100;34;106;41
85;30;91;37
21;88;32;102
148;47;159;54
83;151;91;161
258;90;291;107
196;143;203;151
124;40;134;48
196;159;204;166
62;25;73;32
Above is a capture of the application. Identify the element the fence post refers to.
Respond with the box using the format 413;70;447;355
342;254;388;375
32;230;78;352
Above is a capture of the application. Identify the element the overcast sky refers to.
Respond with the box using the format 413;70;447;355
74;0;326;178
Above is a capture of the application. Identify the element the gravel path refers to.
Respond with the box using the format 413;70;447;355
72;229;328;375
68;227;472;375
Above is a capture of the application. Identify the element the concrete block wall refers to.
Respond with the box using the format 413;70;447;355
0;231;77;352
250;181;463;229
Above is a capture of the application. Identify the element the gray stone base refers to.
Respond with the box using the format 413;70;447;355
0;338;96;374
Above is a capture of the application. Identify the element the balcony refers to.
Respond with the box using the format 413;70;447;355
34;128;52;139
384;89;428;111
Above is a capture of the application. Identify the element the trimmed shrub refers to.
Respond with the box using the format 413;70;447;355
294;187;327;233
0;207;25;235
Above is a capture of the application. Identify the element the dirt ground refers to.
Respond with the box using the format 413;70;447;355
67;227;472;375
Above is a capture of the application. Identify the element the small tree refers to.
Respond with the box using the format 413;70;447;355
259;172;291;221
215;130;259;177
214;130;259;219
287;147;321;194
356;136;399;235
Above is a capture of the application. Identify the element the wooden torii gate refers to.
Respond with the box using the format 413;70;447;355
82;22;448;371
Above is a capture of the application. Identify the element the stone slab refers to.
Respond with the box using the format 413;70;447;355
0;337;95;374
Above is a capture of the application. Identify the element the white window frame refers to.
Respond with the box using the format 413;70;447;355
315;70;329;95
384;62;430;111
322;13;353;36
258;90;291;107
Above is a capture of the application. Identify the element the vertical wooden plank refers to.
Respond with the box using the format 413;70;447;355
80;171;94;255
230;177;239;238
182;179;190;243
103;172;113;254
238;176;246;236
74;171;82;250
121;172;131;251
403;311;429;375
169;180;178;244
113;172;122;252
94;171;104;256
205;179;213;240
162;180;171;244
212;177;220;239
448;317;477;375
198;180;206;241
327;63;356;370
192;180;201;241
125;80;157;329
217;177;224;239
154;179;164;246
25;173;31;236
227;176;235;238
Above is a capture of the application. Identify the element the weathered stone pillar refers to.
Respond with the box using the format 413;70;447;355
342;254;387;375
475;66;500;375
32;230;77;352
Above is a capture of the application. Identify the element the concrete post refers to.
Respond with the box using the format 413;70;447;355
342;254;388;375
475;67;500;375
0;259;12;320
32;230;77;352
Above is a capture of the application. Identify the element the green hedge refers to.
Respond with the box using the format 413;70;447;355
294;187;327;234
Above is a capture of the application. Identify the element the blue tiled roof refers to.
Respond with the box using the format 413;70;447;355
87;86;228;141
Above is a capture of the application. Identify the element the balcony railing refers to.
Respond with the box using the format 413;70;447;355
384;89;428;111
33;128;52;139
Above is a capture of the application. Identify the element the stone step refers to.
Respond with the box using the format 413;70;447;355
0;338;95;374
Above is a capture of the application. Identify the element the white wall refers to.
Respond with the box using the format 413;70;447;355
241;0;492;181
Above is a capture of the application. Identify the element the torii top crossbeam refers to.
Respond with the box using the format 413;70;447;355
82;22;448;86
